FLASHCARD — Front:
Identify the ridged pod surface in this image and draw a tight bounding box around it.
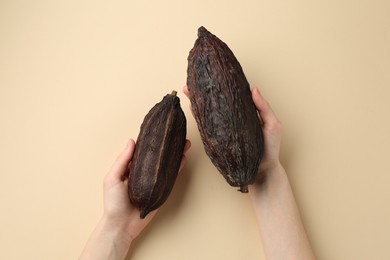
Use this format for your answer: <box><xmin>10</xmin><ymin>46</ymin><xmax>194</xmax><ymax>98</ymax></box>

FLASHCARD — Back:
<box><xmin>128</xmin><ymin>91</ymin><xmax>186</xmax><ymax>218</ymax></box>
<box><xmin>186</xmin><ymin>27</ymin><xmax>263</xmax><ymax>193</ymax></box>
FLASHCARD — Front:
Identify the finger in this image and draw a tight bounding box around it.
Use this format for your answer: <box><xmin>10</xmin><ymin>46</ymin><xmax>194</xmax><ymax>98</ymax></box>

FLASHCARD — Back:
<box><xmin>179</xmin><ymin>139</ymin><xmax>191</xmax><ymax>173</ymax></box>
<box><xmin>251</xmin><ymin>88</ymin><xmax>279</xmax><ymax>126</ymax></box>
<box><xmin>182</xmin><ymin>85</ymin><xmax>195</xmax><ymax>117</ymax></box>
<box><xmin>178</xmin><ymin>155</ymin><xmax>187</xmax><ymax>173</ymax></box>
<box><xmin>107</xmin><ymin>139</ymin><xmax>136</xmax><ymax>181</ymax></box>
<box><xmin>183</xmin><ymin>85</ymin><xmax>190</xmax><ymax>98</ymax></box>
<box><xmin>183</xmin><ymin>139</ymin><xmax>191</xmax><ymax>154</ymax></box>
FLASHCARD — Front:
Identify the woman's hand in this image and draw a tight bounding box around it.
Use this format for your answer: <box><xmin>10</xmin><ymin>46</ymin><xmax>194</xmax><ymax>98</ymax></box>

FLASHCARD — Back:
<box><xmin>80</xmin><ymin>138</ymin><xmax>191</xmax><ymax>260</ymax></box>
<box><xmin>249</xmin><ymin>88</ymin><xmax>316</xmax><ymax>260</ymax></box>
<box><xmin>183</xmin><ymin>85</ymin><xmax>315</xmax><ymax>260</ymax></box>
<box><xmin>250</xmin><ymin>87</ymin><xmax>282</xmax><ymax>176</ymax></box>
<box><xmin>103</xmin><ymin>138</ymin><xmax>191</xmax><ymax>240</ymax></box>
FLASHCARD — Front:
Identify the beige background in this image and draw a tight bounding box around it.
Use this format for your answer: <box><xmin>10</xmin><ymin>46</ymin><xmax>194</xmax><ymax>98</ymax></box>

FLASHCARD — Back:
<box><xmin>1</xmin><ymin>0</ymin><xmax>390</xmax><ymax>259</ymax></box>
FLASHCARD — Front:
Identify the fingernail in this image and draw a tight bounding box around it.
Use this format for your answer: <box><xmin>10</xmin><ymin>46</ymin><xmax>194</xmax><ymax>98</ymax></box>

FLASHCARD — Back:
<box><xmin>255</xmin><ymin>87</ymin><xmax>263</xmax><ymax>97</ymax></box>
<box><xmin>126</xmin><ymin>139</ymin><xmax>132</xmax><ymax>148</ymax></box>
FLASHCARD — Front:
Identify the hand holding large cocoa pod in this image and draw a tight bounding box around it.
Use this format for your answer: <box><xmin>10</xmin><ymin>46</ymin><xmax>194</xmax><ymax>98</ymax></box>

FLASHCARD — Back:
<box><xmin>186</xmin><ymin>27</ymin><xmax>264</xmax><ymax>192</ymax></box>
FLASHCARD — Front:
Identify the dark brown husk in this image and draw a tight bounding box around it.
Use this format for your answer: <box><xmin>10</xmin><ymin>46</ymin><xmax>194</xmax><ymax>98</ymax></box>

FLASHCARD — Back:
<box><xmin>186</xmin><ymin>26</ymin><xmax>263</xmax><ymax>193</ymax></box>
<box><xmin>128</xmin><ymin>91</ymin><xmax>186</xmax><ymax>218</ymax></box>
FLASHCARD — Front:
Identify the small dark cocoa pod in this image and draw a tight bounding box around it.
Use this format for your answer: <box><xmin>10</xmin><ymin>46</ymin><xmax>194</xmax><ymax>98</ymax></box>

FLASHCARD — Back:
<box><xmin>128</xmin><ymin>91</ymin><xmax>187</xmax><ymax>218</ymax></box>
<box><xmin>186</xmin><ymin>26</ymin><xmax>263</xmax><ymax>193</ymax></box>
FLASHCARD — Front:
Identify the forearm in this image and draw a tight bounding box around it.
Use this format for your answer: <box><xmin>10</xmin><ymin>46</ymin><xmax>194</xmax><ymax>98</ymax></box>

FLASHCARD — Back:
<box><xmin>79</xmin><ymin>216</ymin><xmax>132</xmax><ymax>260</ymax></box>
<box><xmin>249</xmin><ymin>163</ymin><xmax>316</xmax><ymax>260</ymax></box>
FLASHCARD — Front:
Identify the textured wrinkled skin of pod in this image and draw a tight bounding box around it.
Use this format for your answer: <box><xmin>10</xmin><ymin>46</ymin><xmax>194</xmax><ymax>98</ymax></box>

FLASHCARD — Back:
<box><xmin>186</xmin><ymin>26</ymin><xmax>263</xmax><ymax>193</ymax></box>
<box><xmin>128</xmin><ymin>91</ymin><xmax>186</xmax><ymax>219</ymax></box>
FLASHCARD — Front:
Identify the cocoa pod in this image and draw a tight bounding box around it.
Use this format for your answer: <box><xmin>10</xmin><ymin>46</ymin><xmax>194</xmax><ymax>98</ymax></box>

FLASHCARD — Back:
<box><xmin>128</xmin><ymin>91</ymin><xmax>187</xmax><ymax>218</ymax></box>
<box><xmin>186</xmin><ymin>26</ymin><xmax>263</xmax><ymax>193</ymax></box>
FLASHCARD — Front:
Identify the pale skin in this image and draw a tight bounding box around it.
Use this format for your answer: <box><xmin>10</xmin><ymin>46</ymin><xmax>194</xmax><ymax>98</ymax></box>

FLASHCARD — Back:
<box><xmin>79</xmin><ymin>139</ymin><xmax>191</xmax><ymax>260</ymax></box>
<box><xmin>246</xmin><ymin>87</ymin><xmax>316</xmax><ymax>260</ymax></box>
<box><xmin>80</xmin><ymin>86</ymin><xmax>315</xmax><ymax>260</ymax></box>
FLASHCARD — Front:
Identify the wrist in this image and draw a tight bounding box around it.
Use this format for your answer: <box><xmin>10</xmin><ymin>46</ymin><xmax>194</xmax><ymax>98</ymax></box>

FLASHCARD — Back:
<box><xmin>260</xmin><ymin>158</ymin><xmax>283</xmax><ymax>174</ymax></box>
<box><xmin>249</xmin><ymin>161</ymin><xmax>288</xmax><ymax>197</ymax></box>
<box><xmin>99</xmin><ymin>215</ymin><xmax>134</xmax><ymax>247</ymax></box>
<box><xmin>79</xmin><ymin>216</ymin><xmax>133</xmax><ymax>260</ymax></box>
<box><xmin>257</xmin><ymin>161</ymin><xmax>285</xmax><ymax>183</ymax></box>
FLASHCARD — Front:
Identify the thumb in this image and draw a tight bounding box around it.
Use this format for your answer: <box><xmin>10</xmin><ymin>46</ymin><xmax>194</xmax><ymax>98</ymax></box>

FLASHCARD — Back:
<box><xmin>106</xmin><ymin>139</ymin><xmax>136</xmax><ymax>182</ymax></box>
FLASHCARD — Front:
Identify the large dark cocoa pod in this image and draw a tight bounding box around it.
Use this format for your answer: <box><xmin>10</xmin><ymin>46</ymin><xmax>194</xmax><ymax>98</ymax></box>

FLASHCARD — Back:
<box><xmin>186</xmin><ymin>27</ymin><xmax>263</xmax><ymax>193</ymax></box>
<box><xmin>128</xmin><ymin>91</ymin><xmax>187</xmax><ymax>218</ymax></box>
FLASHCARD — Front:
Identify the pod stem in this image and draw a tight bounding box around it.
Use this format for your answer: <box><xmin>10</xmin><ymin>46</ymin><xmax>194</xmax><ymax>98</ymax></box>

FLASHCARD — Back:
<box><xmin>198</xmin><ymin>26</ymin><xmax>210</xmax><ymax>38</ymax></box>
<box><xmin>171</xmin><ymin>90</ymin><xmax>177</xmax><ymax>96</ymax></box>
<box><xmin>238</xmin><ymin>185</ymin><xmax>249</xmax><ymax>193</ymax></box>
